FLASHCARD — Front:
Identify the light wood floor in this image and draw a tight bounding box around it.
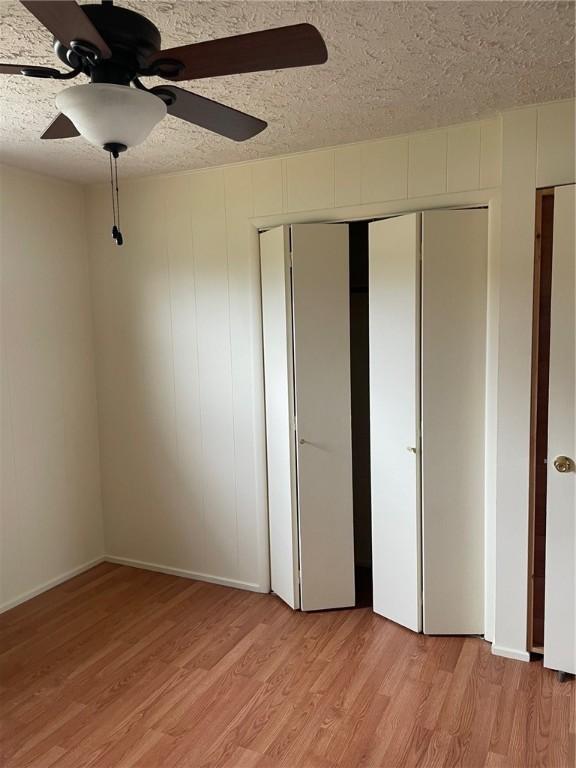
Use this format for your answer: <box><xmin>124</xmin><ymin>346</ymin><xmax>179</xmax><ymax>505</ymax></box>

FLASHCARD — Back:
<box><xmin>1</xmin><ymin>564</ymin><xmax>574</xmax><ymax>768</ymax></box>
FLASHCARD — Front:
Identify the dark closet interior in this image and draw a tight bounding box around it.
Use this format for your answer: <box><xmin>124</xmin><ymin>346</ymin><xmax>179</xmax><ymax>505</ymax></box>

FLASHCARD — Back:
<box><xmin>349</xmin><ymin>221</ymin><xmax>373</xmax><ymax>607</ymax></box>
<box><xmin>529</xmin><ymin>188</ymin><xmax>554</xmax><ymax>653</ymax></box>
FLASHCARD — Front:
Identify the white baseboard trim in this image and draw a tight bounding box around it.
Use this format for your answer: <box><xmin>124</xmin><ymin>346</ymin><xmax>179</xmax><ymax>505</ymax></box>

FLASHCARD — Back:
<box><xmin>0</xmin><ymin>556</ymin><xmax>106</xmax><ymax>615</ymax></box>
<box><xmin>105</xmin><ymin>556</ymin><xmax>269</xmax><ymax>594</ymax></box>
<box><xmin>491</xmin><ymin>644</ymin><xmax>531</xmax><ymax>662</ymax></box>
<box><xmin>0</xmin><ymin>558</ymin><xmax>535</xmax><ymax>658</ymax></box>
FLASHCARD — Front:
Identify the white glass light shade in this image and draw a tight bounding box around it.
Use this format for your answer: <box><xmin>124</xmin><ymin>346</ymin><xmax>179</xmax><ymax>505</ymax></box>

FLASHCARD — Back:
<box><xmin>56</xmin><ymin>83</ymin><xmax>166</xmax><ymax>149</ymax></box>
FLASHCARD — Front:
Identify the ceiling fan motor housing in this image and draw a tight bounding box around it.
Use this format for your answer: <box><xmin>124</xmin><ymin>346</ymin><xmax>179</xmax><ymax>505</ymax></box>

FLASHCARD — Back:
<box><xmin>53</xmin><ymin>3</ymin><xmax>162</xmax><ymax>84</ymax></box>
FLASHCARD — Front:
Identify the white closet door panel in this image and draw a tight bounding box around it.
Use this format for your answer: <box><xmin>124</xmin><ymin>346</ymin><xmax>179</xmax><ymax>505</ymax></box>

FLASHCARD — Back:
<box><xmin>421</xmin><ymin>209</ymin><xmax>487</xmax><ymax>635</ymax></box>
<box><xmin>260</xmin><ymin>226</ymin><xmax>300</xmax><ymax>609</ymax></box>
<box><xmin>544</xmin><ymin>184</ymin><xmax>575</xmax><ymax>675</ymax></box>
<box><xmin>369</xmin><ymin>214</ymin><xmax>422</xmax><ymax>632</ymax></box>
<box><xmin>291</xmin><ymin>223</ymin><xmax>355</xmax><ymax>611</ymax></box>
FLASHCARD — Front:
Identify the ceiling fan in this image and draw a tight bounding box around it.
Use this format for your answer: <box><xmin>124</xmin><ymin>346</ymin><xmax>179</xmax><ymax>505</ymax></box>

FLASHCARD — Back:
<box><xmin>1</xmin><ymin>1</ymin><xmax>328</xmax><ymax>244</ymax></box>
<box><xmin>0</xmin><ymin>0</ymin><xmax>328</xmax><ymax>150</ymax></box>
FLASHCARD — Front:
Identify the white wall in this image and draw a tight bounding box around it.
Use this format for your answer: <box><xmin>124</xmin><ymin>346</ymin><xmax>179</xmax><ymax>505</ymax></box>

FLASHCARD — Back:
<box><xmin>86</xmin><ymin>170</ymin><xmax>269</xmax><ymax>591</ymax></box>
<box><xmin>86</xmin><ymin>115</ymin><xmax>503</xmax><ymax>603</ymax></box>
<box><xmin>0</xmin><ymin>166</ymin><xmax>104</xmax><ymax>611</ymax></box>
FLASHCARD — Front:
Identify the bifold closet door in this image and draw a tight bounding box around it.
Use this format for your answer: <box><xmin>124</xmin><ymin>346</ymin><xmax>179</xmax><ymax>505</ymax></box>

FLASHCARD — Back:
<box><xmin>421</xmin><ymin>209</ymin><xmax>487</xmax><ymax>635</ymax></box>
<box><xmin>291</xmin><ymin>224</ymin><xmax>355</xmax><ymax>611</ymax></box>
<box><xmin>260</xmin><ymin>226</ymin><xmax>300</xmax><ymax>609</ymax></box>
<box><xmin>544</xmin><ymin>184</ymin><xmax>575</xmax><ymax>675</ymax></box>
<box><xmin>261</xmin><ymin>223</ymin><xmax>355</xmax><ymax>612</ymax></box>
<box><xmin>370</xmin><ymin>209</ymin><xmax>487</xmax><ymax>635</ymax></box>
<box><xmin>369</xmin><ymin>214</ymin><xmax>422</xmax><ymax>632</ymax></box>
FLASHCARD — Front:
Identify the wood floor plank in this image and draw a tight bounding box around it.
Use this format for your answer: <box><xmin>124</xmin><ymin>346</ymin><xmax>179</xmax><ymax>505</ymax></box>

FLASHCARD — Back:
<box><xmin>380</xmin><ymin>722</ymin><xmax>434</xmax><ymax>768</ymax></box>
<box><xmin>507</xmin><ymin>689</ymin><xmax>531</xmax><ymax>767</ymax></box>
<box><xmin>489</xmin><ymin>657</ymin><xmax>523</xmax><ymax>757</ymax></box>
<box><xmin>200</xmin><ymin>617</ymin><xmax>331</xmax><ymax>767</ymax></box>
<box><xmin>216</xmin><ymin>746</ymin><xmax>266</xmax><ymax>768</ymax></box>
<box><xmin>0</xmin><ymin>565</ymin><xmax>573</xmax><ymax>768</ymax></box>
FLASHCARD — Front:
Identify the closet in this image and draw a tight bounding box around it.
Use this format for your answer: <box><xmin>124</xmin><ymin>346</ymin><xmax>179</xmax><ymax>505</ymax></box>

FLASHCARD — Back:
<box><xmin>528</xmin><ymin>184</ymin><xmax>575</xmax><ymax>678</ymax></box>
<box><xmin>260</xmin><ymin>210</ymin><xmax>488</xmax><ymax>633</ymax></box>
<box><xmin>349</xmin><ymin>223</ymin><xmax>373</xmax><ymax>605</ymax></box>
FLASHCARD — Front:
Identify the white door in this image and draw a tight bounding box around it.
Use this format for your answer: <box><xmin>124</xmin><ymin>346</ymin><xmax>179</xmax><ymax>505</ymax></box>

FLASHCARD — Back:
<box><xmin>421</xmin><ymin>209</ymin><xmax>487</xmax><ymax>635</ymax></box>
<box><xmin>544</xmin><ymin>184</ymin><xmax>575</xmax><ymax>675</ymax></box>
<box><xmin>260</xmin><ymin>226</ymin><xmax>300</xmax><ymax>609</ymax></box>
<box><xmin>291</xmin><ymin>223</ymin><xmax>356</xmax><ymax>611</ymax></box>
<box><xmin>369</xmin><ymin>209</ymin><xmax>487</xmax><ymax>635</ymax></box>
<box><xmin>369</xmin><ymin>214</ymin><xmax>422</xmax><ymax>632</ymax></box>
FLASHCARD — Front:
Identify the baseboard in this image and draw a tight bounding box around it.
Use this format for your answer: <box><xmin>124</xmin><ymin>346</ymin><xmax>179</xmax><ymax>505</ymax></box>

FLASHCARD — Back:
<box><xmin>491</xmin><ymin>644</ymin><xmax>531</xmax><ymax>662</ymax></box>
<box><xmin>105</xmin><ymin>556</ymin><xmax>269</xmax><ymax>594</ymax></box>
<box><xmin>0</xmin><ymin>557</ymin><xmax>535</xmax><ymax>655</ymax></box>
<box><xmin>0</xmin><ymin>556</ymin><xmax>106</xmax><ymax>614</ymax></box>
<box><xmin>0</xmin><ymin>554</ymin><xmax>269</xmax><ymax>614</ymax></box>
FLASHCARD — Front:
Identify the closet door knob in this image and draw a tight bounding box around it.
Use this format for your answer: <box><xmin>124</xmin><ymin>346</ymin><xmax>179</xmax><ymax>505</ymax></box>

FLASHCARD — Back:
<box><xmin>299</xmin><ymin>438</ymin><xmax>310</xmax><ymax>445</ymax></box>
<box><xmin>553</xmin><ymin>455</ymin><xmax>574</xmax><ymax>473</ymax></box>
<box><xmin>406</xmin><ymin>446</ymin><xmax>417</xmax><ymax>454</ymax></box>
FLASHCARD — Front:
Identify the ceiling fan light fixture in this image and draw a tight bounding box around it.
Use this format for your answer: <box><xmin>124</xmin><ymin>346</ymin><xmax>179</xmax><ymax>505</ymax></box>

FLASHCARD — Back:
<box><xmin>55</xmin><ymin>83</ymin><xmax>166</xmax><ymax>150</ymax></box>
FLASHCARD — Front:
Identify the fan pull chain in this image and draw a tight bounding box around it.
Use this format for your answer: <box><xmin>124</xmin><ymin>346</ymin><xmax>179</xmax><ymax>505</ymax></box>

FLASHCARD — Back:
<box><xmin>114</xmin><ymin>154</ymin><xmax>122</xmax><ymax>245</ymax></box>
<box><xmin>109</xmin><ymin>149</ymin><xmax>123</xmax><ymax>246</ymax></box>
<box><xmin>109</xmin><ymin>151</ymin><xmax>116</xmax><ymax>235</ymax></box>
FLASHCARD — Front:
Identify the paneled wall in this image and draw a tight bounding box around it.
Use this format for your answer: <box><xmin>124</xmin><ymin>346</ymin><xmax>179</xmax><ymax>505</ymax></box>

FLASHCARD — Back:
<box><xmin>86</xmin><ymin>98</ymin><xmax>574</xmax><ymax>660</ymax></box>
<box><xmin>247</xmin><ymin>118</ymin><xmax>501</xmax><ymax>217</ymax></box>
<box><xmin>1</xmin><ymin>166</ymin><xmax>104</xmax><ymax>610</ymax></box>
<box><xmin>86</xmin><ymin>115</ymin><xmax>502</xmax><ymax>595</ymax></box>
<box><xmin>87</xmin><ymin>168</ymin><xmax>269</xmax><ymax>590</ymax></box>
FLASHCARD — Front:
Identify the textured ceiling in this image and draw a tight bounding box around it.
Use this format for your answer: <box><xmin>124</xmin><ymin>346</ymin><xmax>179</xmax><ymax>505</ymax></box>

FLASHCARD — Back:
<box><xmin>0</xmin><ymin>1</ymin><xmax>574</xmax><ymax>183</ymax></box>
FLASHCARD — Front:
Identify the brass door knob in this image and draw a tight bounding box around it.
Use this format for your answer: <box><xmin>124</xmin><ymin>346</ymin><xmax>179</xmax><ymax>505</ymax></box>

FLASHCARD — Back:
<box><xmin>553</xmin><ymin>455</ymin><xmax>574</xmax><ymax>473</ymax></box>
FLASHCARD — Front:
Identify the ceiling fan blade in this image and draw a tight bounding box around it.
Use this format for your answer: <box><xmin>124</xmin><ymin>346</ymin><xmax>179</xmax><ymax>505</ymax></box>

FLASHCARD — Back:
<box><xmin>41</xmin><ymin>113</ymin><xmax>80</xmax><ymax>140</ymax></box>
<box><xmin>0</xmin><ymin>63</ymin><xmax>61</xmax><ymax>77</ymax></box>
<box><xmin>148</xmin><ymin>23</ymin><xmax>327</xmax><ymax>81</ymax></box>
<box><xmin>20</xmin><ymin>1</ymin><xmax>112</xmax><ymax>59</ymax></box>
<box><xmin>152</xmin><ymin>86</ymin><xmax>267</xmax><ymax>141</ymax></box>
